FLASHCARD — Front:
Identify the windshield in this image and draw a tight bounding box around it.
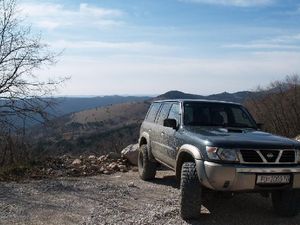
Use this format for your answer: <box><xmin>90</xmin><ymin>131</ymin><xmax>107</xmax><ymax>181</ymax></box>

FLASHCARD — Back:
<box><xmin>183</xmin><ymin>102</ymin><xmax>257</xmax><ymax>129</ymax></box>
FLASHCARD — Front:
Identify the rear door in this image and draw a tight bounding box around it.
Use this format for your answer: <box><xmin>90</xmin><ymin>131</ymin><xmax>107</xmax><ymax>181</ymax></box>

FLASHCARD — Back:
<box><xmin>142</xmin><ymin>102</ymin><xmax>162</xmax><ymax>158</ymax></box>
<box><xmin>151</xmin><ymin>102</ymin><xmax>172</xmax><ymax>161</ymax></box>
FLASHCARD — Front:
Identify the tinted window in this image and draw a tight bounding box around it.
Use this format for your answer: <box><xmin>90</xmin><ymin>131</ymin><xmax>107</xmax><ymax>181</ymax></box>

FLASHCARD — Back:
<box><xmin>168</xmin><ymin>103</ymin><xmax>181</xmax><ymax>125</ymax></box>
<box><xmin>157</xmin><ymin>103</ymin><xmax>172</xmax><ymax>125</ymax></box>
<box><xmin>146</xmin><ymin>102</ymin><xmax>161</xmax><ymax>122</ymax></box>
<box><xmin>183</xmin><ymin>102</ymin><xmax>256</xmax><ymax>128</ymax></box>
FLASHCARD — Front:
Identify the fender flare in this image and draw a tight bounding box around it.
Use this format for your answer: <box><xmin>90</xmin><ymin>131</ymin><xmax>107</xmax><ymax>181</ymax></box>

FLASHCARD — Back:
<box><xmin>139</xmin><ymin>132</ymin><xmax>156</xmax><ymax>161</ymax></box>
<box><xmin>175</xmin><ymin>144</ymin><xmax>203</xmax><ymax>179</ymax></box>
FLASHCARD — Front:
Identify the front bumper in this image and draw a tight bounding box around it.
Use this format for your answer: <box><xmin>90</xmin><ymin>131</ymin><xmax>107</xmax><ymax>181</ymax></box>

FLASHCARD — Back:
<box><xmin>195</xmin><ymin>160</ymin><xmax>300</xmax><ymax>191</ymax></box>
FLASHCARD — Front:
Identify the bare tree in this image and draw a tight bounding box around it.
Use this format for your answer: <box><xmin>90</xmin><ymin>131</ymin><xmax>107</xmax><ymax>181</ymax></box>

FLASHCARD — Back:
<box><xmin>245</xmin><ymin>75</ymin><xmax>300</xmax><ymax>138</ymax></box>
<box><xmin>0</xmin><ymin>0</ymin><xmax>66</xmax><ymax>131</ymax></box>
<box><xmin>0</xmin><ymin>0</ymin><xmax>67</xmax><ymax>167</ymax></box>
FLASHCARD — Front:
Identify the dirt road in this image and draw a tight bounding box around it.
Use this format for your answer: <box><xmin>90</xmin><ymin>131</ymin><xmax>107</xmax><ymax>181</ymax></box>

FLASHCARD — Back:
<box><xmin>0</xmin><ymin>170</ymin><xmax>299</xmax><ymax>225</ymax></box>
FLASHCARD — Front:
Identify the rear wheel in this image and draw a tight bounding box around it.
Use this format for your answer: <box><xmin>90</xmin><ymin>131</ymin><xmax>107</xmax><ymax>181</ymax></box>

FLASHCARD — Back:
<box><xmin>180</xmin><ymin>162</ymin><xmax>202</xmax><ymax>220</ymax></box>
<box><xmin>138</xmin><ymin>144</ymin><xmax>157</xmax><ymax>180</ymax></box>
<box><xmin>272</xmin><ymin>190</ymin><xmax>299</xmax><ymax>217</ymax></box>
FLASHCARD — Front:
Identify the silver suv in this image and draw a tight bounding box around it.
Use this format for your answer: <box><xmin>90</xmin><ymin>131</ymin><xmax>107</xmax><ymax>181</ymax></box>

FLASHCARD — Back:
<box><xmin>138</xmin><ymin>99</ymin><xmax>300</xmax><ymax>219</ymax></box>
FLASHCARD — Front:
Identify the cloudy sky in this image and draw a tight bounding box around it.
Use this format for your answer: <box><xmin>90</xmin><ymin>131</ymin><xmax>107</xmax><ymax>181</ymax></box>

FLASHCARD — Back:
<box><xmin>19</xmin><ymin>0</ymin><xmax>300</xmax><ymax>96</ymax></box>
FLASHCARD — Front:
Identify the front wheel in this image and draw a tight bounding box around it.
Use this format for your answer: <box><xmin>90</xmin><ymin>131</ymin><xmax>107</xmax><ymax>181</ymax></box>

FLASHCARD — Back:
<box><xmin>180</xmin><ymin>162</ymin><xmax>202</xmax><ymax>220</ymax></box>
<box><xmin>272</xmin><ymin>190</ymin><xmax>299</xmax><ymax>217</ymax></box>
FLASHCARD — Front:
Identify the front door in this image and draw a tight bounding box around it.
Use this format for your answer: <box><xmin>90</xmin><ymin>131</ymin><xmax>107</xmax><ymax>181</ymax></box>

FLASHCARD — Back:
<box><xmin>160</xmin><ymin>103</ymin><xmax>181</xmax><ymax>167</ymax></box>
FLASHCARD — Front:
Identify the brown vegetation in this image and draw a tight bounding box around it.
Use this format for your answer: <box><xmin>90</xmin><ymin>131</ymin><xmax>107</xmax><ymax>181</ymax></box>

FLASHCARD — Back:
<box><xmin>245</xmin><ymin>75</ymin><xmax>300</xmax><ymax>138</ymax></box>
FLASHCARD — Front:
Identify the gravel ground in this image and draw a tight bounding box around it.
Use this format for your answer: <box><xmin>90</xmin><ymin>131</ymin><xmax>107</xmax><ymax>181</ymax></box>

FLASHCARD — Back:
<box><xmin>0</xmin><ymin>170</ymin><xmax>300</xmax><ymax>225</ymax></box>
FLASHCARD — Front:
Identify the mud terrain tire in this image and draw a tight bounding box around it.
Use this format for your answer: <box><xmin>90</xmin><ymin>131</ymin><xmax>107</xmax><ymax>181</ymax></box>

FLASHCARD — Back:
<box><xmin>180</xmin><ymin>162</ymin><xmax>202</xmax><ymax>220</ymax></box>
<box><xmin>138</xmin><ymin>144</ymin><xmax>157</xmax><ymax>180</ymax></box>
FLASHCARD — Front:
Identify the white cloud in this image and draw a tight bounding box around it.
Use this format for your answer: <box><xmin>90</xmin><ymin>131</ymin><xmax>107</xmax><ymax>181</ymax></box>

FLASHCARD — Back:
<box><xmin>267</xmin><ymin>33</ymin><xmax>300</xmax><ymax>44</ymax></box>
<box><xmin>49</xmin><ymin>40</ymin><xmax>178</xmax><ymax>54</ymax></box>
<box><xmin>224</xmin><ymin>43</ymin><xmax>300</xmax><ymax>50</ymax></box>
<box><xmin>223</xmin><ymin>33</ymin><xmax>300</xmax><ymax>51</ymax></box>
<box><xmin>181</xmin><ymin>0</ymin><xmax>275</xmax><ymax>7</ymax></box>
<box><xmin>19</xmin><ymin>2</ymin><xmax>124</xmax><ymax>30</ymax></box>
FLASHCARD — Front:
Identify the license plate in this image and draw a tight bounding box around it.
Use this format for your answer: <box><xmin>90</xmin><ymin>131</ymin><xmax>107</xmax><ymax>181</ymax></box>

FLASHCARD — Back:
<box><xmin>256</xmin><ymin>174</ymin><xmax>291</xmax><ymax>184</ymax></box>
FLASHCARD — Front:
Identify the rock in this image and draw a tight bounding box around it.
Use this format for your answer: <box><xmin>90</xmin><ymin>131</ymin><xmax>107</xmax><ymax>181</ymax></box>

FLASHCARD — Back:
<box><xmin>295</xmin><ymin>135</ymin><xmax>300</xmax><ymax>142</ymax></box>
<box><xmin>128</xmin><ymin>182</ymin><xmax>135</xmax><ymax>187</ymax></box>
<box><xmin>119</xmin><ymin>165</ymin><xmax>128</xmax><ymax>173</ymax></box>
<box><xmin>80</xmin><ymin>165</ymin><xmax>87</xmax><ymax>171</ymax></box>
<box><xmin>103</xmin><ymin>170</ymin><xmax>111</xmax><ymax>175</ymax></box>
<box><xmin>99</xmin><ymin>166</ymin><xmax>105</xmax><ymax>173</ymax></box>
<box><xmin>107</xmin><ymin>152</ymin><xmax>121</xmax><ymax>160</ymax></box>
<box><xmin>72</xmin><ymin>159</ymin><xmax>82</xmax><ymax>166</ymax></box>
<box><xmin>108</xmin><ymin>162</ymin><xmax>119</xmax><ymax>171</ymax></box>
<box><xmin>88</xmin><ymin>155</ymin><xmax>96</xmax><ymax>160</ymax></box>
<box><xmin>98</xmin><ymin>155</ymin><xmax>106</xmax><ymax>162</ymax></box>
<box><xmin>121</xmin><ymin>144</ymin><xmax>139</xmax><ymax>166</ymax></box>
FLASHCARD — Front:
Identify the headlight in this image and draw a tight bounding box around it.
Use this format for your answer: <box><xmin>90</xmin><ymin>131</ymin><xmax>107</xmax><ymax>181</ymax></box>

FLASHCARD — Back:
<box><xmin>218</xmin><ymin>148</ymin><xmax>239</xmax><ymax>162</ymax></box>
<box><xmin>296</xmin><ymin>150</ymin><xmax>300</xmax><ymax>163</ymax></box>
<box><xmin>206</xmin><ymin>147</ymin><xmax>239</xmax><ymax>162</ymax></box>
<box><xmin>206</xmin><ymin>147</ymin><xmax>219</xmax><ymax>160</ymax></box>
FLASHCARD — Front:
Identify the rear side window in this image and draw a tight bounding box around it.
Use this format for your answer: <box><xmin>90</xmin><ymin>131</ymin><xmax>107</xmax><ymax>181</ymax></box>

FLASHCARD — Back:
<box><xmin>157</xmin><ymin>102</ymin><xmax>172</xmax><ymax>125</ymax></box>
<box><xmin>146</xmin><ymin>102</ymin><xmax>161</xmax><ymax>122</ymax></box>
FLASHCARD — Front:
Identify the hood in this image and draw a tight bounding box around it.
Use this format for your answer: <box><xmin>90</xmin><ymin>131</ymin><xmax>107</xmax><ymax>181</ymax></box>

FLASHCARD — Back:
<box><xmin>184</xmin><ymin>126</ymin><xmax>300</xmax><ymax>149</ymax></box>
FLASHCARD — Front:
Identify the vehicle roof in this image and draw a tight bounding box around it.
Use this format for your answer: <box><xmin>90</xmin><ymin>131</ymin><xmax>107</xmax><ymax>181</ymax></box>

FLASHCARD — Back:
<box><xmin>152</xmin><ymin>99</ymin><xmax>241</xmax><ymax>105</ymax></box>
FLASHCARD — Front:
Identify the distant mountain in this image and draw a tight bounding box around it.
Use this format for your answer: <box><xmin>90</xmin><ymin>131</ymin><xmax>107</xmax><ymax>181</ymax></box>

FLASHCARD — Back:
<box><xmin>50</xmin><ymin>95</ymin><xmax>150</xmax><ymax>116</ymax></box>
<box><xmin>156</xmin><ymin>90</ymin><xmax>203</xmax><ymax>100</ymax></box>
<box><xmin>43</xmin><ymin>90</ymin><xmax>254</xmax><ymax>119</ymax></box>
<box><xmin>156</xmin><ymin>90</ymin><xmax>254</xmax><ymax>103</ymax></box>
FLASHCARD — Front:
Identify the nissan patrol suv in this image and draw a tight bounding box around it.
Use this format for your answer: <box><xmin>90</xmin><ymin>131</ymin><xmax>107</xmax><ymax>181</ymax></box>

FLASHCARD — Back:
<box><xmin>138</xmin><ymin>99</ymin><xmax>300</xmax><ymax>219</ymax></box>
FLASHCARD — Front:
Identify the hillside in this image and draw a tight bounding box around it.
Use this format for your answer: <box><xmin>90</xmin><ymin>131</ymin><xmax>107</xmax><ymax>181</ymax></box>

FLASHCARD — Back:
<box><xmin>31</xmin><ymin>90</ymin><xmax>254</xmax><ymax>156</ymax></box>
<box><xmin>49</xmin><ymin>95</ymin><xmax>150</xmax><ymax>116</ymax></box>
<box><xmin>31</xmin><ymin>101</ymin><xmax>150</xmax><ymax>155</ymax></box>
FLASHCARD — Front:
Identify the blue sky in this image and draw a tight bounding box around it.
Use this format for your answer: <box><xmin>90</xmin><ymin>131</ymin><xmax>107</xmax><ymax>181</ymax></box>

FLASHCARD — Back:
<box><xmin>19</xmin><ymin>0</ymin><xmax>300</xmax><ymax>96</ymax></box>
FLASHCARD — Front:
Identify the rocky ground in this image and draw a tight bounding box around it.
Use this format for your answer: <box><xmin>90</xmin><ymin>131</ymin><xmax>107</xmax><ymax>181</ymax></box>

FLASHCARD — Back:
<box><xmin>0</xmin><ymin>153</ymin><xmax>134</xmax><ymax>182</ymax></box>
<box><xmin>1</xmin><ymin>169</ymin><xmax>300</xmax><ymax>225</ymax></box>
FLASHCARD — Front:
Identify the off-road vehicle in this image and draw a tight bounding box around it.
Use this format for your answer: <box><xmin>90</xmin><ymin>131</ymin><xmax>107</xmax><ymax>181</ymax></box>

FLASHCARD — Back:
<box><xmin>138</xmin><ymin>99</ymin><xmax>300</xmax><ymax>219</ymax></box>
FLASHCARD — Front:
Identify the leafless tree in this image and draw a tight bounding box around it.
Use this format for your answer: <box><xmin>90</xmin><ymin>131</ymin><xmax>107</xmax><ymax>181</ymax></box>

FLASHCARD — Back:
<box><xmin>245</xmin><ymin>75</ymin><xmax>300</xmax><ymax>138</ymax></box>
<box><xmin>0</xmin><ymin>0</ymin><xmax>67</xmax><ymax>167</ymax></box>
<box><xmin>0</xmin><ymin>0</ymin><xmax>66</xmax><ymax>131</ymax></box>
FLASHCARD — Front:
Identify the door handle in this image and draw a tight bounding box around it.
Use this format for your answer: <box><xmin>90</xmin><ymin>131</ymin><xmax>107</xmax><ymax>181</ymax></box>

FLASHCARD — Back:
<box><xmin>148</xmin><ymin>129</ymin><xmax>152</xmax><ymax>132</ymax></box>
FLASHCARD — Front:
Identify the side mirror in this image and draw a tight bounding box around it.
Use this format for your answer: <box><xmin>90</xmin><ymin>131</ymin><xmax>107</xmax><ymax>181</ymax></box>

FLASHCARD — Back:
<box><xmin>256</xmin><ymin>123</ymin><xmax>264</xmax><ymax>130</ymax></box>
<box><xmin>163</xmin><ymin>118</ymin><xmax>177</xmax><ymax>130</ymax></box>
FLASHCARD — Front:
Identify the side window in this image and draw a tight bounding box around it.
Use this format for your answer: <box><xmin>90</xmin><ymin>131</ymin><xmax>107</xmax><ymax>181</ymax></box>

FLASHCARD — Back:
<box><xmin>146</xmin><ymin>103</ymin><xmax>161</xmax><ymax>123</ymax></box>
<box><xmin>156</xmin><ymin>103</ymin><xmax>172</xmax><ymax>125</ymax></box>
<box><xmin>168</xmin><ymin>103</ymin><xmax>180</xmax><ymax>125</ymax></box>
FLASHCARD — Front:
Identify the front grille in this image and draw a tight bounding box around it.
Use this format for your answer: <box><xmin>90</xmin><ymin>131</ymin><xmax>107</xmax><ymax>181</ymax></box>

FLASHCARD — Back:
<box><xmin>280</xmin><ymin>150</ymin><xmax>295</xmax><ymax>162</ymax></box>
<box><xmin>260</xmin><ymin>150</ymin><xmax>279</xmax><ymax>162</ymax></box>
<box><xmin>240</xmin><ymin>150</ymin><xmax>263</xmax><ymax>163</ymax></box>
<box><xmin>239</xmin><ymin>149</ymin><xmax>296</xmax><ymax>164</ymax></box>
